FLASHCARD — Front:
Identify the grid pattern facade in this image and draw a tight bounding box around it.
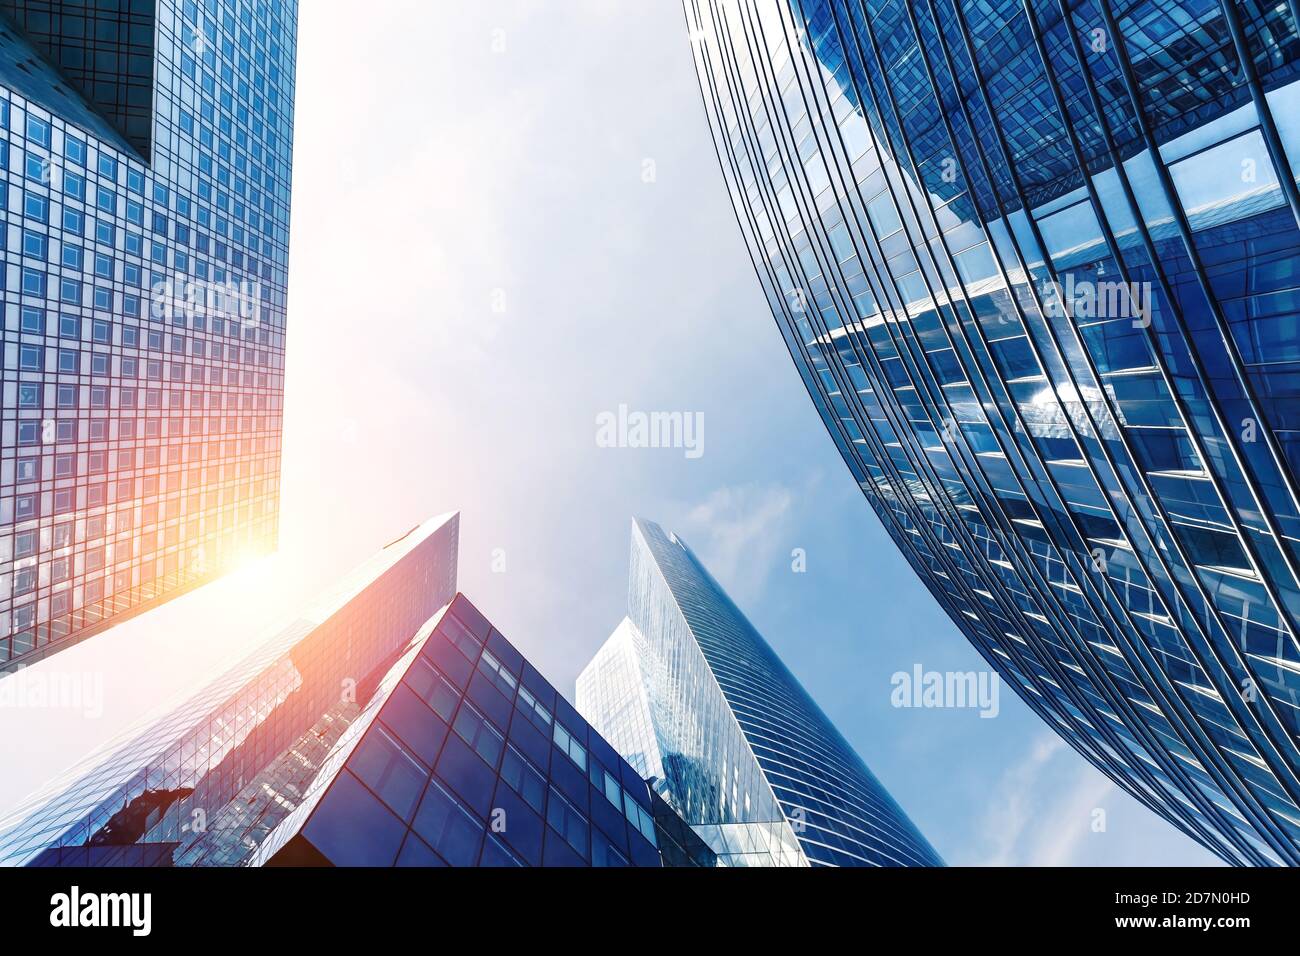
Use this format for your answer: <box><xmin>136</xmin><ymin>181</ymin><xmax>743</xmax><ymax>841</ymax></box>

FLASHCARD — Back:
<box><xmin>254</xmin><ymin>595</ymin><xmax>670</xmax><ymax>868</ymax></box>
<box><xmin>0</xmin><ymin>0</ymin><xmax>157</xmax><ymax>157</ymax></box>
<box><xmin>0</xmin><ymin>512</ymin><xmax>458</xmax><ymax>867</ymax></box>
<box><xmin>0</xmin><ymin>0</ymin><xmax>297</xmax><ymax>669</ymax></box>
<box><xmin>578</xmin><ymin>519</ymin><xmax>943</xmax><ymax>867</ymax></box>
<box><xmin>684</xmin><ymin>0</ymin><xmax>1300</xmax><ymax>864</ymax></box>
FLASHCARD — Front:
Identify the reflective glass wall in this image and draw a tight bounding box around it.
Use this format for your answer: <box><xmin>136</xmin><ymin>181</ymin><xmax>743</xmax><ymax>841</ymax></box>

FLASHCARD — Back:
<box><xmin>256</xmin><ymin>594</ymin><xmax>680</xmax><ymax>868</ymax></box>
<box><xmin>0</xmin><ymin>0</ymin><xmax>297</xmax><ymax>669</ymax></box>
<box><xmin>684</xmin><ymin>0</ymin><xmax>1300</xmax><ymax>863</ymax></box>
<box><xmin>0</xmin><ymin>513</ymin><xmax>457</xmax><ymax>867</ymax></box>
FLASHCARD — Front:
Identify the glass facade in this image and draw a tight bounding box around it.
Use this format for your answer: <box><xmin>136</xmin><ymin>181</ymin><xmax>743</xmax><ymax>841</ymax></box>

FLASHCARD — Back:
<box><xmin>253</xmin><ymin>594</ymin><xmax>687</xmax><ymax>868</ymax></box>
<box><xmin>0</xmin><ymin>0</ymin><xmax>297</xmax><ymax>669</ymax></box>
<box><xmin>577</xmin><ymin>518</ymin><xmax>943</xmax><ymax>866</ymax></box>
<box><xmin>0</xmin><ymin>512</ymin><xmax>458</xmax><ymax>867</ymax></box>
<box><xmin>684</xmin><ymin>0</ymin><xmax>1300</xmax><ymax>864</ymax></box>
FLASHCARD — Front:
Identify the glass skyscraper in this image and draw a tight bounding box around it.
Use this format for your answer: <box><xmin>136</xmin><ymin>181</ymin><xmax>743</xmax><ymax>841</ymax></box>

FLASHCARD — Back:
<box><xmin>684</xmin><ymin>0</ymin><xmax>1300</xmax><ymax>864</ymax></box>
<box><xmin>0</xmin><ymin>512</ymin><xmax>458</xmax><ymax>867</ymax></box>
<box><xmin>577</xmin><ymin>518</ymin><xmax>943</xmax><ymax>866</ymax></box>
<box><xmin>0</xmin><ymin>0</ymin><xmax>297</xmax><ymax>669</ymax></box>
<box><xmin>0</xmin><ymin>513</ymin><xmax>711</xmax><ymax>868</ymax></box>
<box><xmin>252</xmin><ymin>593</ymin><xmax>706</xmax><ymax>868</ymax></box>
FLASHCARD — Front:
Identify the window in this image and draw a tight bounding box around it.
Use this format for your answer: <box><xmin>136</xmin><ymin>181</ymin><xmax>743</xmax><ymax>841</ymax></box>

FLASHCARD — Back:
<box><xmin>349</xmin><ymin>727</ymin><xmax>426</xmax><ymax>822</ymax></box>
<box><xmin>439</xmin><ymin>611</ymin><xmax>482</xmax><ymax>660</ymax></box>
<box><xmin>452</xmin><ymin>702</ymin><xmax>504</xmax><ymax>769</ymax></box>
<box><xmin>479</xmin><ymin>835</ymin><xmax>524</xmax><ymax>868</ymax></box>
<box><xmin>21</xmin><ymin>268</ymin><xmax>44</xmax><ymax>296</ymax></box>
<box><xmin>25</xmin><ymin>115</ymin><xmax>50</xmax><ymax>147</ymax></box>
<box><xmin>14</xmin><ymin>568</ymin><xmax>35</xmax><ymax>595</ymax></box>
<box><xmin>592</xmin><ymin>828</ymin><xmax>629</xmax><ymax>868</ymax></box>
<box><xmin>411</xmin><ymin>778</ymin><xmax>483</xmax><ymax>867</ymax></box>
<box><xmin>602</xmin><ymin>771</ymin><xmax>621</xmax><ymax>808</ymax></box>
<box><xmin>516</xmin><ymin>685</ymin><xmax>552</xmax><ymax>732</ymax></box>
<box><xmin>546</xmin><ymin>787</ymin><xmax>588</xmax><ymax>855</ymax></box>
<box><xmin>65</xmin><ymin>136</ymin><xmax>87</xmax><ymax>165</ymax></box>
<box><xmin>623</xmin><ymin>791</ymin><xmax>657</xmax><ymax>845</ymax></box>
<box><xmin>553</xmin><ymin>721</ymin><xmax>587</xmax><ymax>771</ymax></box>
<box><xmin>500</xmin><ymin>746</ymin><xmax>546</xmax><ymax>814</ymax></box>
<box><xmin>405</xmin><ymin>658</ymin><xmax>459</xmax><ymax>722</ymax></box>
<box><xmin>478</xmin><ymin>649</ymin><xmax>518</xmax><ymax>696</ymax></box>
<box><xmin>14</xmin><ymin>531</ymin><xmax>36</xmax><ymax>558</ymax></box>
<box><xmin>25</xmin><ymin>152</ymin><xmax>48</xmax><ymax>182</ymax></box>
<box><xmin>23</xmin><ymin>230</ymin><xmax>47</xmax><ymax>258</ymax></box>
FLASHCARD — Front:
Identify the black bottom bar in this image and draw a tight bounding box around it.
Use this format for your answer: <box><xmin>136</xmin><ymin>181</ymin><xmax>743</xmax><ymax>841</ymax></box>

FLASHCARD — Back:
<box><xmin>1</xmin><ymin>865</ymin><xmax>1284</xmax><ymax>942</ymax></box>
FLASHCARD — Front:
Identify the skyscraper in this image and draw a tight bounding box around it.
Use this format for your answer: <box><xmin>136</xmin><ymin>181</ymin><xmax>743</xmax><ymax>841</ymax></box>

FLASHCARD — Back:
<box><xmin>252</xmin><ymin>592</ymin><xmax>709</xmax><ymax>868</ymax></box>
<box><xmin>0</xmin><ymin>512</ymin><xmax>458</xmax><ymax>867</ymax></box>
<box><xmin>0</xmin><ymin>1</ymin><xmax>297</xmax><ymax>669</ymax></box>
<box><xmin>684</xmin><ymin>0</ymin><xmax>1300</xmax><ymax>864</ymax></box>
<box><xmin>577</xmin><ymin>518</ymin><xmax>943</xmax><ymax>866</ymax></box>
<box><xmin>0</xmin><ymin>513</ymin><xmax>712</xmax><ymax>868</ymax></box>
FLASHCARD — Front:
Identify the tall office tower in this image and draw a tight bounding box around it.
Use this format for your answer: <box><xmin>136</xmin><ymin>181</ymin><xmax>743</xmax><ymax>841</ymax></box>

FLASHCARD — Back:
<box><xmin>0</xmin><ymin>1</ymin><xmax>298</xmax><ymax>670</ymax></box>
<box><xmin>0</xmin><ymin>513</ymin><xmax>459</xmax><ymax>867</ymax></box>
<box><xmin>0</xmin><ymin>513</ymin><xmax>711</xmax><ymax>868</ymax></box>
<box><xmin>577</xmin><ymin>519</ymin><xmax>943</xmax><ymax>867</ymax></box>
<box><xmin>684</xmin><ymin>0</ymin><xmax>1300</xmax><ymax>864</ymax></box>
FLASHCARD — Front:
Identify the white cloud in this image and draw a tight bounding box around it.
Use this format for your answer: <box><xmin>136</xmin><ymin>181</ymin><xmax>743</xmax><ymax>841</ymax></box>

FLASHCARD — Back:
<box><xmin>971</xmin><ymin>731</ymin><xmax>1067</xmax><ymax>866</ymax></box>
<box><xmin>681</xmin><ymin>483</ymin><xmax>794</xmax><ymax>602</ymax></box>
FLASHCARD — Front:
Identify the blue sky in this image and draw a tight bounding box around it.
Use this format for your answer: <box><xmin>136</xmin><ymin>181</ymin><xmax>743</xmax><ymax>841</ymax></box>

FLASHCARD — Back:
<box><xmin>0</xmin><ymin>0</ymin><xmax>1219</xmax><ymax>865</ymax></box>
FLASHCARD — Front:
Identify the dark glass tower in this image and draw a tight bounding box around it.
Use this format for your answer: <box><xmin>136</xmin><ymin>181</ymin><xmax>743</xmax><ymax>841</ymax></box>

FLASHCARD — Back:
<box><xmin>253</xmin><ymin>593</ymin><xmax>701</xmax><ymax>868</ymax></box>
<box><xmin>684</xmin><ymin>0</ymin><xmax>1300</xmax><ymax>864</ymax></box>
<box><xmin>0</xmin><ymin>0</ymin><xmax>297</xmax><ymax>669</ymax></box>
<box><xmin>577</xmin><ymin>519</ymin><xmax>942</xmax><ymax>867</ymax></box>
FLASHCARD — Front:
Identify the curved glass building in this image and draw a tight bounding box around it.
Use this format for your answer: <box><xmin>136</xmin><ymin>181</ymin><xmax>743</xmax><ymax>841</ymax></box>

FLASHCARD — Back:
<box><xmin>684</xmin><ymin>0</ymin><xmax>1300</xmax><ymax>864</ymax></box>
